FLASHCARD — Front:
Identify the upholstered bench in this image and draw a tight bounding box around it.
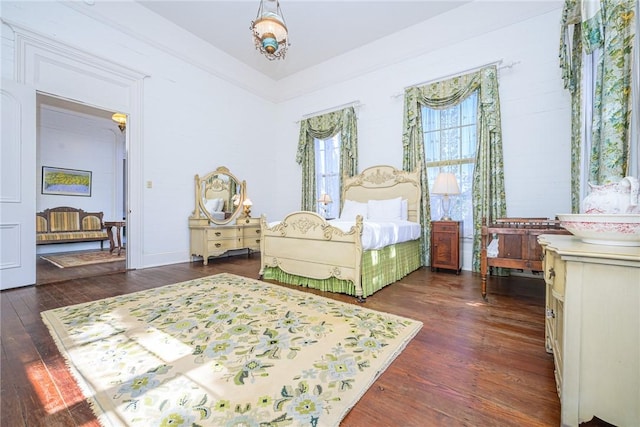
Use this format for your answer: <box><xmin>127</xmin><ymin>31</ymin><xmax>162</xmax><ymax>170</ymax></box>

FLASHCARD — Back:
<box><xmin>36</xmin><ymin>206</ymin><xmax>108</xmax><ymax>249</ymax></box>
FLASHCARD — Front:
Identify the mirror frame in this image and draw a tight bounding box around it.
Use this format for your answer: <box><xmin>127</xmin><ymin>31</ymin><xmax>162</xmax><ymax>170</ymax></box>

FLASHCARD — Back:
<box><xmin>192</xmin><ymin>166</ymin><xmax>245</xmax><ymax>225</ymax></box>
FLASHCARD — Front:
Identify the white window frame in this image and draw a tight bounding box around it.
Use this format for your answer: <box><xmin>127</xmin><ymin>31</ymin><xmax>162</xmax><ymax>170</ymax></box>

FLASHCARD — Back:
<box><xmin>314</xmin><ymin>133</ymin><xmax>341</xmax><ymax>219</ymax></box>
<box><xmin>422</xmin><ymin>91</ymin><xmax>478</xmax><ymax>238</ymax></box>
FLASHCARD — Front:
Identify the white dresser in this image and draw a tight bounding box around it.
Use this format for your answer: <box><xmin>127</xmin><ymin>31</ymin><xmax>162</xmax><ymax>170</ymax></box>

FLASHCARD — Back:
<box><xmin>538</xmin><ymin>234</ymin><xmax>640</xmax><ymax>427</ymax></box>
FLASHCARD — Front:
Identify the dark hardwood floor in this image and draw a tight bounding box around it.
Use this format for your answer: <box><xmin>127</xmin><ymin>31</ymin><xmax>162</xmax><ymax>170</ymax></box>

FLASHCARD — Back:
<box><xmin>36</xmin><ymin>250</ymin><xmax>126</xmax><ymax>285</ymax></box>
<box><xmin>2</xmin><ymin>255</ymin><xmax>562</xmax><ymax>426</ymax></box>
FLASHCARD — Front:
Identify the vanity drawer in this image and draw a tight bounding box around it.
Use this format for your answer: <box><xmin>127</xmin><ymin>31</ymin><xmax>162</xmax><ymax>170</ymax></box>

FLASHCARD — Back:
<box><xmin>208</xmin><ymin>238</ymin><xmax>241</xmax><ymax>252</ymax></box>
<box><xmin>207</xmin><ymin>227</ymin><xmax>238</xmax><ymax>240</ymax></box>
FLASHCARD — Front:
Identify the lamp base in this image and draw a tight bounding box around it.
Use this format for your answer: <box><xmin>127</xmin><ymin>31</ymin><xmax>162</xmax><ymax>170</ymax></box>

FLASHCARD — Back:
<box><xmin>439</xmin><ymin>195</ymin><xmax>453</xmax><ymax>222</ymax></box>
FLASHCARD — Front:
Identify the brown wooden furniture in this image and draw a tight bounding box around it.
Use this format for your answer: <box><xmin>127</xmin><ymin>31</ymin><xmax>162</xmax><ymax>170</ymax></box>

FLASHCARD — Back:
<box><xmin>104</xmin><ymin>221</ymin><xmax>125</xmax><ymax>256</ymax></box>
<box><xmin>430</xmin><ymin>220</ymin><xmax>461</xmax><ymax>273</ymax></box>
<box><xmin>480</xmin><ymin>217</ymin><xmax>570</xmax><ymax>299</ymax></box>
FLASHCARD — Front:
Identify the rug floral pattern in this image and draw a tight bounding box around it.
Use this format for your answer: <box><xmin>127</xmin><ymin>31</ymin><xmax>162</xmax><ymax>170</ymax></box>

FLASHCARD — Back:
<box><xmin>42</xmin><ymin>273</ymin><xmax>422</xmax><ymax>427</ymax></box>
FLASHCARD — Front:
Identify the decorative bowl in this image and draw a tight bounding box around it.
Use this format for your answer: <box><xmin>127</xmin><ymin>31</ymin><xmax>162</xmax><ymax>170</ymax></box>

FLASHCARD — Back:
<box><xmin>556</xmin><ymin>214</ymin><xmax>640</xmax><ymax>246</ymax></box>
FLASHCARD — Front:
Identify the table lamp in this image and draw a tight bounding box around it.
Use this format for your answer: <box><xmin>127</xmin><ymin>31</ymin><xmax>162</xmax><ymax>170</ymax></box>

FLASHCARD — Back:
<box><xmin>242</xmin><ymin>198</ymin><xmax>253</xmax><ymax>218</ymax></box>
<box><xmin>431</xmin><ymin>172</ymin><xmax>460</xmax><ymax>221</ymax></box>
<box><xmin>317</xmin><ymin>193</ymin><xmax>332</xmax><ymax>218</ymax></box>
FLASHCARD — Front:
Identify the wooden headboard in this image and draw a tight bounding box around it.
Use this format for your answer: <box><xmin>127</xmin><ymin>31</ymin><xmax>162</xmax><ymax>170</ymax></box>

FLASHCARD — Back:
<box><xmin>342</xmin><ymin>165</ymin><xmax>421</xmax><ymax>222</ymax></box>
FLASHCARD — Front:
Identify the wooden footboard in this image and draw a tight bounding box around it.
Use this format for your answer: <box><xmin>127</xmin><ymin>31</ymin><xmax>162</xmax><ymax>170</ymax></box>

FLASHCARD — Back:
<box><xmin>260</xmin><ymin>212</ymin><xmax>365</xmax><ymax>296</ymax></box>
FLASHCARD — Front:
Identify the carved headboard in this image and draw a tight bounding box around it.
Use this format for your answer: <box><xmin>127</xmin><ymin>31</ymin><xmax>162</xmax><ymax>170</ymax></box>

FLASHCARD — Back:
<box><xmin>342</xmin><ymin>165</ymin><xmax>421</xmax><ymax>222</ymax></box>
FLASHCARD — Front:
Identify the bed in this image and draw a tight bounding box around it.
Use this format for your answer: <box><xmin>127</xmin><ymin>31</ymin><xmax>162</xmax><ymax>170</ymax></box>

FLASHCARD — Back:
<box><xmin>259</xmin><ymin>165</ymin><xmax>423</xmax><ymax>301</ymax></box>
<box><xmin>480</xmin><ymin>217</ymin><xmax>571</xmax><ymax>299</ymax></box>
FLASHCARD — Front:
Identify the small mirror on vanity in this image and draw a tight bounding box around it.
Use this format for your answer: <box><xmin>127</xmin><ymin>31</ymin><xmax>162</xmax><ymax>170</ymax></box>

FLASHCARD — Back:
<box><xmin>191</xmin><ymin>166</ymin><xmax>245</xmax><ymax>226</ymax></box>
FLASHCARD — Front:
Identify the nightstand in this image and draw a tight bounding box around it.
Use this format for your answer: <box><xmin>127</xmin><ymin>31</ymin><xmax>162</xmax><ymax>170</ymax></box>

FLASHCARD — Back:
<box><xmin>430</xmin><ymin>220</ymin><xmax>461</xmax><ymax>273</ymax></box>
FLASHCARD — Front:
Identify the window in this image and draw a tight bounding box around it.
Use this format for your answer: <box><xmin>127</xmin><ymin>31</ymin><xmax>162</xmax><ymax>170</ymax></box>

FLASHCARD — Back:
<box><xmin>314</xmin><ymin>133</ymin><xmax>341</xmax><ymax>219</ymax></box>
<box><xmin>422</xmin><ymin>91</ymin><xmax>478</xmax><ymax>238</ymax></box>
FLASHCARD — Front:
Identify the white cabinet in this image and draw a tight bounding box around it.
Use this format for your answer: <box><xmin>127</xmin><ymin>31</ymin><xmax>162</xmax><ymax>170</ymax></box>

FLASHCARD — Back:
<box><xmin>539</xmin><ymin>235</ymin><xmax>640</xmax><ymax>427</ymax></box>
<box><xmin>190</xmin><ymin>217</ymin><xmax>261</xmax><ymax>265</ymax></box>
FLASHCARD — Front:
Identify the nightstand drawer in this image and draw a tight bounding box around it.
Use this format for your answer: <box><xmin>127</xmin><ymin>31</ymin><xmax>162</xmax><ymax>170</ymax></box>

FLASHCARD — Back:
<box><xmin>432</xmin><ymin>223</ymin><xmax>458</xmax><ymax>233</ymax></box>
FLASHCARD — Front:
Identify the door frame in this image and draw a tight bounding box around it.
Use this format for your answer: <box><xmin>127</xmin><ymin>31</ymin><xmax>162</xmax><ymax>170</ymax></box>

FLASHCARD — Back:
<box><xmin>10</xmin><ymin>22</ymin><xmax>147</xmax><ymax>278</ymax></box>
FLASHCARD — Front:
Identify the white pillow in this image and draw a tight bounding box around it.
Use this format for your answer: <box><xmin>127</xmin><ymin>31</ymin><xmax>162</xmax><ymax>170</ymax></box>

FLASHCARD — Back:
<box><xmin>340</xmin><ymin>199</ymin><xmax>368</xmax><ymax>220</ymax></box>
<box><xmin>368</xmin><ymin>197</ymin><xmax>403</xmax><ymax>221</ymax></box>
<box><xmin>205</xmin><ymin>198</ymin><xmax>223</xmax><ymax>213</ymax></box>
<box><xmin>401</xmin><ymin>199</ymin><xmax>408</xmax><ymax>220</ymax></box>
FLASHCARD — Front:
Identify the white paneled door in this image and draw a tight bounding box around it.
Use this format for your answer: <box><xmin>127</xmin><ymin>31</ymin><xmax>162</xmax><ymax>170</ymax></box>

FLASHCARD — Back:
<box><xmin>1</xmin><ymin>79</ymin><xmax>36</xmax><ymax>290</ymax></box>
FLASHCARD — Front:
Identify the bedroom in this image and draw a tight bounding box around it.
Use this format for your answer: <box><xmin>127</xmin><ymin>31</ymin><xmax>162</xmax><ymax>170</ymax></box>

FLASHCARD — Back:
<box><xmin>1</xmin><ymin>0</ymin><xmax>579</xmax><ymax>285</ymax></box>
<box><xmin>1</xmin><ymin>0</ymin><xmax>638</xmax><ymax>425</ymax></box>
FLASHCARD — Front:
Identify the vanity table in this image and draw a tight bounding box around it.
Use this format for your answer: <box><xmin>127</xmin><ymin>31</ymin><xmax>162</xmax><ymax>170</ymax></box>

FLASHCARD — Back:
<box><xmin>188</xmin><ymin>167</ymin><xmax>260</xmax><ymax>265</ymax></box>
<box><xmin>538</xmin><ymin>234</ymin><xmax>639</xmax><ymax>427</ymax></box>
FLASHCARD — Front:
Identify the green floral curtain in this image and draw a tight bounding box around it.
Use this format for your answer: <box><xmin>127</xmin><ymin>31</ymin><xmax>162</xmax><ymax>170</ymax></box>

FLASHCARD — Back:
<box><xmin>402</xmin><ymin>66</ymin><xmax>506</xmax><ymax>270</ymax></box>
<box><xmin>296</xmin><ymin>107</ymin><xmax>358</xmax><ymax>211</ymax></box>
<box><xmin>560</xmin><ymin>0</ymin><xmax>637</xmax><ymax>211</ymax></box>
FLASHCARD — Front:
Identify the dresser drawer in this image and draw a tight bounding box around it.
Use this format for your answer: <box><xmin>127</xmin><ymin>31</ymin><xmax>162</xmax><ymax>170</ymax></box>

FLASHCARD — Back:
<box><xmin>208</xmin><ymin>238</ymin><xmax>241</xmax><ymax>252</ymax></box>
<box><xmin>551</xmin><ymin>255</ymin><xmax>566</xmax><ymax>298</ymax></box>
<box><xmin>543</xmin><ymin>249</ymin><xmax>557</xmax><ymax>285</ymax></box>
<box><xmin>207</xmin><ymin>227</ymin><xmax>238</xmax><ymax>240</ymax></box>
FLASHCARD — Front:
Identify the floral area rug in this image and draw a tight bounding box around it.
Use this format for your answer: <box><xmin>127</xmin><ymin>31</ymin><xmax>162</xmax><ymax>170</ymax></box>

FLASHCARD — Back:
<box><xmin>40</xmin><ymin>250</ymin><xmax>125</xmax><ymax>268</ymax></box>
<box><xmin>41</xmin><ymin>273</ymin><xmax>422</xmax><ymax>427</ymax></box>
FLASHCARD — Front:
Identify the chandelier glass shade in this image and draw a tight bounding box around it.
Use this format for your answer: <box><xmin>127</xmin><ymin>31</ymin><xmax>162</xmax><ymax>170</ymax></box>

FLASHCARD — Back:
<box><xmin>251</xmin><ymin>0</ymin><xmax>289</xmax><ymax>60</ymax></box>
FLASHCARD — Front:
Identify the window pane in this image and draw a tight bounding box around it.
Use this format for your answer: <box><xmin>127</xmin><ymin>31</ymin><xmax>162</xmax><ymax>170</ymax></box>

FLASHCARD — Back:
<box><xmin>422</xmin><ymin>90</ymin><xmax>478</xmax><ymax>239</ymax></box>
<box><xmin>315</xmin><ymin>133</ymin><xmax>341</xmax><ymax>219</ymax></box>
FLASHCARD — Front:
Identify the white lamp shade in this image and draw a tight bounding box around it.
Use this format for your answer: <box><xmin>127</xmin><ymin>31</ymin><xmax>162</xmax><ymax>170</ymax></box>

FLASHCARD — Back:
<box><xmin>318</xmin><ymin>193</ymin><xmax>332</xmax><ymax>204</ymax></box>
<box><xmin>431</xmin><ymin>173</ymin><xmax>460</xmax><ymax>195</ymax></box>
<box><xmin>243</xmin><ymin>198</ymin><xmax>253</xmax><ymax>206</ymax></box>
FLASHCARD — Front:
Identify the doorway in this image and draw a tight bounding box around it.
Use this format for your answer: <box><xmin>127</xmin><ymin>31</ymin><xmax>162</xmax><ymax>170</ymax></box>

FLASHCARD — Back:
<box><xmin>35</xmin><ymin>94</ymin><xmax>127</xmax><ymax>285</ymax></box>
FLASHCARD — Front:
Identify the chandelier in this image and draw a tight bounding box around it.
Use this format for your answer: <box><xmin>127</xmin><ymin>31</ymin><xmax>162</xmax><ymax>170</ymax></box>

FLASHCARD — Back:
<box><xmin>250</xmin><ymin>0</ymin><xmax>289</xmax><ymax>60</ymax></box>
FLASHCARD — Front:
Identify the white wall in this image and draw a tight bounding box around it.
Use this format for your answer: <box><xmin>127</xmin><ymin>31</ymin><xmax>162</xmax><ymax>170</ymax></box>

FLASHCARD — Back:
<box><xmin>1</xmin><ymin>1</ymin><xmax>571</xmax><ymax>273</ymax></box>
<box><xmin>1</xmin><ymin>1</ymin><xmax>277</xmax><ymax>269</ymax></box>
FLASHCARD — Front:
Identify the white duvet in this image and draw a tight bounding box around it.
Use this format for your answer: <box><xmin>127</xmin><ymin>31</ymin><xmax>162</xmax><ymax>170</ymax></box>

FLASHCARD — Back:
<box><xmin>329</xmin><ymin>219</ymin><xmax>421</xmax><ymax>250</ymax></box>
<box><xmin>269</xmin><ymin>219</ymin><xmax>421</xmax><ymax>251</ymax></box>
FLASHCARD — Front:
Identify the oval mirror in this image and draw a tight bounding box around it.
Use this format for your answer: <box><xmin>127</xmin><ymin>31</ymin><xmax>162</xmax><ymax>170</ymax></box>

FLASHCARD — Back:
<box><xmin>195</xmin><ymin>166</ymin><xmax>245</xmax><ymax>225</ymax></box>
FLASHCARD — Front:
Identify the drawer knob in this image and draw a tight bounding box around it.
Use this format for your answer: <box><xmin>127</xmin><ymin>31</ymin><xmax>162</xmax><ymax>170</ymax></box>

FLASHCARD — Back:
<box><xmin>215</xmin><ymin>232</ymin><xmax>222</xmax><ymax>237</ymax></box>
<box><xmin>215</xmin><ymin>243</ymin><xmax>221</xmax><ymax>248</ymax></box>
<box><xmin>255</xmin><ymin>229</ymin><xmax>260</xmax><ymax>234</ymax></box>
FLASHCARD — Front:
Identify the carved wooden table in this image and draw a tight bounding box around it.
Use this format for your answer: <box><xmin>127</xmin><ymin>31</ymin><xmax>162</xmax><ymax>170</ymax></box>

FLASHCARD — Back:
<box><xmin>104</xmin><ymin>221</ymin><xmax>125</xmax><ymax>256</ymax></box>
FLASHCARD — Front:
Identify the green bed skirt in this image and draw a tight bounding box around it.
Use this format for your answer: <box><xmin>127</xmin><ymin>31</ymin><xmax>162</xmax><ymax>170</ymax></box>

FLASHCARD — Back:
<box><xmin>262</xmin><ymin>240</ymin><xmax>422</xmax><ymax>298</ymax></box>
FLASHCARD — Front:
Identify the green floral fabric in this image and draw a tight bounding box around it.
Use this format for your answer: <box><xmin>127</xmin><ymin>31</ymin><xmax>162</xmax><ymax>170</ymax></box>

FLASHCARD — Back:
<box><xmin>41</xmin><ymin>273</ymin><xmax>422</xmax><ymax>427</ymax></box>
<box><xmin>560</xmin><ymin>0</ymin><xmax>637</xmax><ymax>210</ymax></box>
<box><xmin>296</xmin><ymin>107</ymin><xmax>358</xmax><ymax>211</ymax></box>
<box><xmin>402</xmin><ymin>66</ymin><xmax>506</xmax><ymax>271</ymax></box>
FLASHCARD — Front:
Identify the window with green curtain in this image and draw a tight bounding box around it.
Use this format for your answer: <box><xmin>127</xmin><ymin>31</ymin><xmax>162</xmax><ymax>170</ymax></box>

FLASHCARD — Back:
<box><xmin>296</xmin><ymin>107</ymin><xmax>358</xmax><ymax>212</ymax></box>
<box><xmin>422</xmin><ymin>91</ymin><xmax>478</xmax><ymax>238</ymax></box>
<box><xmin>402</xmin><ymin>66</ymin><xmax>505</xmax><ymax>271</ymax></box>
<box><xmin>559</xmin><ymin>0</ymin><xmax>637</xmax><ymax>211</ymax></box>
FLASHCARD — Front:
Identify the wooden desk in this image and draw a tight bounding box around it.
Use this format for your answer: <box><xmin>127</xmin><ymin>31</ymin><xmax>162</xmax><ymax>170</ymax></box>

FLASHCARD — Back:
<box><xmin>104</xmin><ymin>221</ymin><xmax>125</xmax><ymax>256</ymax></box>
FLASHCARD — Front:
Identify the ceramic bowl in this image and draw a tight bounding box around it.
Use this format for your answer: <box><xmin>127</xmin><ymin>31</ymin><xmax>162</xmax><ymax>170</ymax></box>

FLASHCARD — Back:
<box><xmin>556</xmin><ymin>214</ymin><xmax>640</xmax><ymax>246</ymax></box>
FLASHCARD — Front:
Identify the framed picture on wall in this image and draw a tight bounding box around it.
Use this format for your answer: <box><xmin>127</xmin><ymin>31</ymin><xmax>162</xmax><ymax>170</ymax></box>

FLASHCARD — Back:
<box><xmin>41</xmin><ymin>166</ymin><xmax>92</xmax><ymax>197</ymax></box>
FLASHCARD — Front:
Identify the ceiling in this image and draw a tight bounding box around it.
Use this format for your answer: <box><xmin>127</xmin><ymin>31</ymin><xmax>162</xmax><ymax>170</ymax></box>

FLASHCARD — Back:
<box><xmin>136</xmin><ymin>0</ymin><xmax>471</xmax><ymax>81</ymax></box>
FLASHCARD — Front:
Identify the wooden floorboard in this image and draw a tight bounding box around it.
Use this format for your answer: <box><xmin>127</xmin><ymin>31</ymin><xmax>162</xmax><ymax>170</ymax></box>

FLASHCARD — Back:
<box><xmin>1</xmin><ymin>255</ymin><xmax>563</xmax><ymax>426</ymax></box>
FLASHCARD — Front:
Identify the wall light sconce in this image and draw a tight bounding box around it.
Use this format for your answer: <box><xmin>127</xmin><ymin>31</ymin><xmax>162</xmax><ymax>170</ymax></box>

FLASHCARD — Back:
<box><xmin>431</xmin><ymin>172</ymin><xmax>460</xmax><ymax>221</ymax></box>
<box><xmin>317</xmin><ymin>193</ymin><xmax>332</xmax><ymax>218</ymax></box>
<box><xmin>111</xmin><ymin>112</ymin><xmax>126</xmax><ymax>132</ymax></box>
<box><xmin>243</xmin><ymin>198</ymin><xmax>253</xmax><ymax>218</ymax></box>
<box><xmin>250</xmin><ymin>0</ymin><xmax>289</xmax><ymax>60</ymax></box>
